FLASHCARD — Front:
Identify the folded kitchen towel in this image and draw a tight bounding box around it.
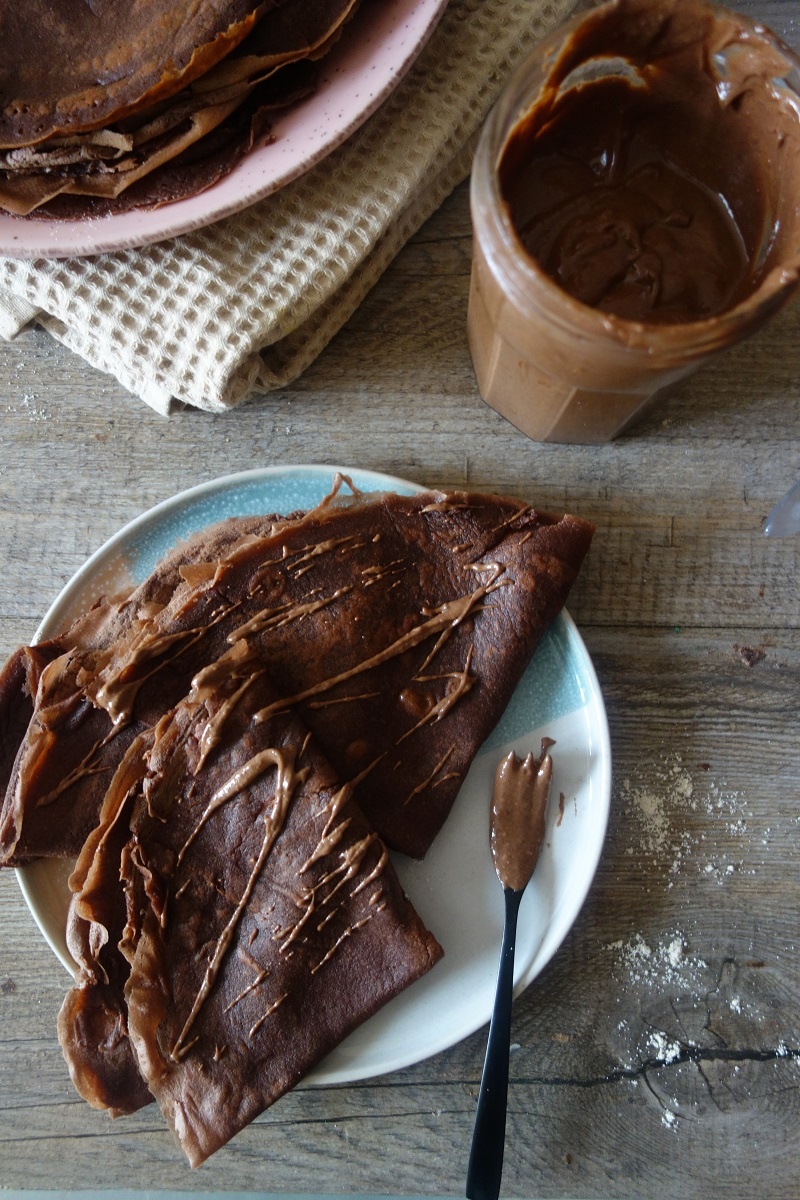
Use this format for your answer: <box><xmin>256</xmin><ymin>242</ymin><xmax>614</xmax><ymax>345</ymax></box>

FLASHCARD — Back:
<box><xmin>0</xmin><ymin>0</ymin><xmax>576</xmax><ymax>415</ymax></box>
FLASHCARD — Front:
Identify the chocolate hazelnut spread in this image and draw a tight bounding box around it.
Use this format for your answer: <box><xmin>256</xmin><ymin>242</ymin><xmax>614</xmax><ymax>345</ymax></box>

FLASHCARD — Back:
<box><xmin>467</xmin><ymin>0</ymin><xmax>800</xmax><ymax>442</ymax></box>
<box><xmin>490</xmin><ymin>740</ymin><xmax>553</xmax><ymax>893</ymax></box>
<box><xmin>499</xmin><ymin>84</ymin><xmax>751</xmax><ymax>324</ymax></box>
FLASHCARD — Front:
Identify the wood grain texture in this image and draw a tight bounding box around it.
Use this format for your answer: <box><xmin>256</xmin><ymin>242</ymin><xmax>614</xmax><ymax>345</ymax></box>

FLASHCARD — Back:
<box><xmin>1</xmin><ymin>2</ymin><xmax>800</xmax><ymax>1194</ymax></box>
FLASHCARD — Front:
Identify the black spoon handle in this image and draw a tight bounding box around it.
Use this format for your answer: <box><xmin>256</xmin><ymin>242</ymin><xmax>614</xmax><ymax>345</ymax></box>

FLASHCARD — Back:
<box><xmin>466</xmin><ymin>886</ymin><xmax>524</xmax><ymax>1200</ymax></box>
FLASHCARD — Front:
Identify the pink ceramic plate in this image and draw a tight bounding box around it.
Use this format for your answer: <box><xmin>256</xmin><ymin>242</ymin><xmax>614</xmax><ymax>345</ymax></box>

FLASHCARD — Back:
<box><xmin>0</xmin><ymin>0</ymin><xmax>447</xmax><ymax>260</ymax></box>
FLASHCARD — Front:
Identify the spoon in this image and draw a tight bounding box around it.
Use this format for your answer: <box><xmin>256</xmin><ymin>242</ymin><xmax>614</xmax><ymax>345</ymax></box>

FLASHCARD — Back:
<box><xmin>764</xmin><ymin>479</ymin><xmax>800</xmax><ymax>537</ymax></box>
<box><xmin>466</xmin><ymin>740</ymin><xmax>554</xmax><ymax>1200</ymax></box>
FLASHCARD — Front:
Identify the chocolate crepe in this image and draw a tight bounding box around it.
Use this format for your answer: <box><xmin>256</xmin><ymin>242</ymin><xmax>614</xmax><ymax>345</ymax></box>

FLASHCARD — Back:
<box><xmin>0</xmin><ymin>63</ymin><xmax>317</xmax><ymax>218</ymax></box>
<box><xmin>57</xmin><ymin>731</ymin><xmax>156</xmax><ymax>1117</ymax></box>
<box><xmin>0</xmin><ymin>0</ymin><xmax>274</xmax><ymax>148</ymax></box>
<box><xmin>0</xmin><ymin>511</ymin><xmax>302</xmax><ymax>862</ymax></box>
<box><xmin>59</xmin><ymin>657</ymin><xmax>442</xmax><ymax>1163</ymax></box>
<box><xmin>0</xmin><ymin>0</ymin><xmax>363</xmax><ymax>215</ymax></box>
<box><xmin>0</xmin><ymin>479</ymin><xmax>595</xmax><ymax>864</ymax></box>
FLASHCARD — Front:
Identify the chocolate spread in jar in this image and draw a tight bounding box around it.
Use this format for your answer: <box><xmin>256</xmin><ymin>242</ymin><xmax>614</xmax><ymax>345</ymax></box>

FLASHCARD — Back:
<box><xmin>500</xmin><ymin>85</ymin><xmax>750</xmax><ymax>323</ymax></box>
<box><xmin>467</xmin><ymin>0</ymin><xmax>800</xmax><ymax>443</ymax></box>
<box><xmin>496</xmin><ymin>0</ymin><xmax>800</xmax><ymax>325</ymax></box>
<box><xmin>490</xmin><ymin>739</ymin><xmax>554</xmax><ymax>893</ymax></box>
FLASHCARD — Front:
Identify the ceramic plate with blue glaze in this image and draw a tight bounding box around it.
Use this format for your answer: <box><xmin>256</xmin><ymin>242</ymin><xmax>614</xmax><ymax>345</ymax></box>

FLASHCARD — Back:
<box><xmin>17</xmin><ymin>465</ymin><xmax>611</xmax><ymax>1084</ymax></box>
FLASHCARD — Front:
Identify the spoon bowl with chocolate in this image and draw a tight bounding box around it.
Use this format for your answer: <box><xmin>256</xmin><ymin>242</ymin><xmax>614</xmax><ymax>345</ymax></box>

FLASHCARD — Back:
<box><xmin>466</xmin><ymin>740</ymin><xmax>554</xmax><ymax>1200</ymax></box>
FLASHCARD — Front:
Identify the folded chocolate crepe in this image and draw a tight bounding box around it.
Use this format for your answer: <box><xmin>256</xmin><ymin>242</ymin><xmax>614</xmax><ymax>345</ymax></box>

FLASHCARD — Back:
<box><xmin>59</xmin><ymin>659</ymin><xmax>442</xmax><ymax>1164</ymax></box>
<box><xmin>58</xmin><ymin>730</ymin><xmax>157</xmax><ymax>1117</ymax></box>
<box><xmin>0</xmin><ymin>480</ymin><xmax>595</xmax><ymax>865</ymax></box>
<box><xmin>0</xmin><ymin>511</ymin><xmax>301</xmax><ymax>862</ymax></box>
<box><xmin>50</xmin><ymin>517</ymin><xmax>304</xmax><ymax>1109</ymax></box>
<box><xmin>0</xmin><ymin>0</ymin><xmax>363</xmax><ymax>216</ymax></box>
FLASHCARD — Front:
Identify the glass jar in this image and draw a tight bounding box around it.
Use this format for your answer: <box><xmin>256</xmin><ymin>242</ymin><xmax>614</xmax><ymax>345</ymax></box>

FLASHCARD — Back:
<box><xmin>467</xmin><ymin>0</ymin><xmax>800</xmax><ymax>444</ymax></box>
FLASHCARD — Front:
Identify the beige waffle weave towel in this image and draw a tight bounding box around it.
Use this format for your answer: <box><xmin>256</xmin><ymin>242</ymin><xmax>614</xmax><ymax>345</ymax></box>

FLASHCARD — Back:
<box><xmin>0</xmin><ymin>0</ymin><xmax>576</xmax><ymax>415</ymax></box>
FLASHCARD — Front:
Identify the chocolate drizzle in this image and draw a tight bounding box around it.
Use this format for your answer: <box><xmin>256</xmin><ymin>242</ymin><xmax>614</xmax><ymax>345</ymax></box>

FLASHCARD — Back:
<box><xmin>170</xmin><ymin>746</ymin><xmax>305</xmax><ymax>1062</ymax></box>
<box><xmin>252</xmin><ymin>571</ymin><xmax>500</xmax><ymax>726</ymax></box>
<box><xmin>1</xmin><ymin>479</ymin><xmax>595</xmax><ymax>868</ymax></box>
<box><xmin>58</xmin><ymin>657</ymin><xmax>443</xmax><ymax>1165</ymax></box>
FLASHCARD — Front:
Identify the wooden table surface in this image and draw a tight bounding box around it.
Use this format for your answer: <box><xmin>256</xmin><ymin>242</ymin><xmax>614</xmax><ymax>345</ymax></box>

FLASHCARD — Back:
<box><xmin>1</xmin><ymin>3</ymin><xmax>799</xmax><ymax>1197</ymax></box>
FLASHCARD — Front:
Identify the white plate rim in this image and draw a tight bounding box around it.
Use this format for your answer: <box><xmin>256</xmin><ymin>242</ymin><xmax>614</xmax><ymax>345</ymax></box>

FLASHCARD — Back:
<box><xmin>15</xmin><ymin>463</ymin><xmax>611</xmax><ymax>1084</ymax></box>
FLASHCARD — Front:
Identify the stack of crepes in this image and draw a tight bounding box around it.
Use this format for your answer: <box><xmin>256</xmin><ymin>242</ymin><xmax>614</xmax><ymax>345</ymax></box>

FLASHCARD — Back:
<box><xmin>0</xmin><ymin>0</ymin><xmax>365</xmax><ymax>217</ymax></box>
<box><xmin>0</xmin><ymin>479</ymin><xmax>594</xmax><ymax>1164</ymax></box>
